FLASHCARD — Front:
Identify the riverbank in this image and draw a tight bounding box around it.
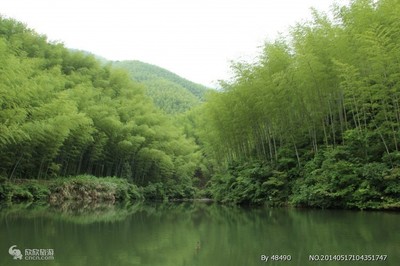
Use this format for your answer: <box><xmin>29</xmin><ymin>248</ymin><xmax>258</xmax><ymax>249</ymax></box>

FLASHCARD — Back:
<box><xmin>0</xmin><ymin>175</ymin><xmax>199</xmax><ymax>204</ymax></box>
<box><xmin>1</xmin><ymin>175</ymin><xmax>399</xmax><ymax>210</ymax></box>
<box><xmin>0</xmin><ymin>175</ymin><xmax>142</xmax><ymax>204</ymax></box>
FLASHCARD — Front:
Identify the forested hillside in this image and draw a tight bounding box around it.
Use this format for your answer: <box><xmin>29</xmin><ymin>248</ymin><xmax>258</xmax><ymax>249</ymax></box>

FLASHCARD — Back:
<box><xmin>0</xmin><ymin>17</ymin><xmax>201</xmax><ymax>199</ymax></box>
<box><xmin>1</xmin><ymin>0</ymin><xmax>399</xmax><ymax>210</ymax></box>
<box><xmin>113</xmin><ymin>60</ymin><xmax>209</xmax><ymax>114</ymax></box>
<box><xmin>200</xmin><ymin>0</ymin><xmax>400</xmax><ymax>209</ymax></box>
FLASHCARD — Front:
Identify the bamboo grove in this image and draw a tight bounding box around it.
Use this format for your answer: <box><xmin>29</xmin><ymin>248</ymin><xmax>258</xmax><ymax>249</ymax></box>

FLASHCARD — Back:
<box><xmin>0</xmin><ymin>17</ymin><xmax>202</xmax><ymax>198</ymax></box>
<box><xmin>200</xmin><ymin>0</ymin><xmax>400</xmax><ymax>209</ymax></box>
<box><xmin>1</xmin><ymin>0</ymin><xmax>400</xmax><ymax>209</ymax></box>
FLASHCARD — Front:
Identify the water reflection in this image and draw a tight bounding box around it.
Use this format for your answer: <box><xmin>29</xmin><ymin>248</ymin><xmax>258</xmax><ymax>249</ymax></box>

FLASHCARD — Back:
<box><xmin>0</xmin><ymin>202</ymin><xmax>399</xmax><ymax>266</ymax></box>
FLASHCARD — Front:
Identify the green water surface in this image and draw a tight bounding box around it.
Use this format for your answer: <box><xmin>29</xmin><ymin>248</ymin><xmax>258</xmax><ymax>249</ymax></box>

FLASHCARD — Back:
<box><xmin>0</xmin><ymin>202</ymin><xmax>398</xmax><ymax>266</ymax></box>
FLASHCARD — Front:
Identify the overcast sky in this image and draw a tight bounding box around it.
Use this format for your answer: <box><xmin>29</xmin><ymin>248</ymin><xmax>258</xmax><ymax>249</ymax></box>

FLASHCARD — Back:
<box><xmin>0</xmin><ymin>0</ymin><xmax>345</xmax><ymax>87</ymax></box>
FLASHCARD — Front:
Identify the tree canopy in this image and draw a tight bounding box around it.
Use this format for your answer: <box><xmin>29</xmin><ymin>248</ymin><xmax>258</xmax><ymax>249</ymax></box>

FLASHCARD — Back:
<box><xmin>199</xmin><ymin>0</ymin><xmax>400</xmax><ymax>209</ymax></box>
<box><xmin>0</xmin><ymin>16</ymin><xmax>201</xmax><ymax>198</ymax></box>
<box><xmin>113</xmin><ymin>60</ymin><xmax>209</xmax><ymax>114</ymax></box>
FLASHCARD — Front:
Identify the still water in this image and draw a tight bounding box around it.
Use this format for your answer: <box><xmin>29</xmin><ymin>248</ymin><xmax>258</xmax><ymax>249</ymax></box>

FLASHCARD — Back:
<box><xmin>0</xmin><ymin>201</ymin><xmax>399</xmax><ymax>266</ymax></box>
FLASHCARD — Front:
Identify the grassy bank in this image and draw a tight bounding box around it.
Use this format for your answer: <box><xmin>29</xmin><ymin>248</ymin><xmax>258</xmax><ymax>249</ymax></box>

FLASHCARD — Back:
<box><xmin>0</xmin><ymin>175</ymin><xmax>200</xmax><ymax>204</ymax></box>
<box><xmin>0</xmin><ymin>175</ymin><xmax>142</xmax><ymax>204</ymax></box>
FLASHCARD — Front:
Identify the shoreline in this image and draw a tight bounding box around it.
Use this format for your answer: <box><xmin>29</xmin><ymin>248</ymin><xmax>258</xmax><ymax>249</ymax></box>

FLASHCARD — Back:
<box><xmin>1</xmin><ymin>177</ymin><xmax>399</xmax><ymax>211</ymax></box>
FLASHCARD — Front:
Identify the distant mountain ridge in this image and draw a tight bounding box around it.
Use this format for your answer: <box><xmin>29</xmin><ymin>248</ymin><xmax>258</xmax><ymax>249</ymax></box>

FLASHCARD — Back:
<box><xmin>72</xmin><ymin>51</ymin><xmax>210</xmax><ymax>114</ymax></box>
<box><xmin>113</xmin><ymin>60</ymin><xmax>209</xmax><ymax>100</ymax></box>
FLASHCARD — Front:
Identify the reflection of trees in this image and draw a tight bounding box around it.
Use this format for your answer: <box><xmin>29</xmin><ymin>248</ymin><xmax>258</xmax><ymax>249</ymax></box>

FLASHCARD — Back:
<box><xmin>287</xmin><ymin>209</ymin><xmax>400</xmax><ymax>258</ymax></box>
<box><xmin>0</xmin><ymin>201</ymin><xmax>141</xmax><ymax>224</ymax></box>
<box><xmin>0</xmin><ymin>203</ymin><xmax>399</xmax><ymax>266</ymax></box>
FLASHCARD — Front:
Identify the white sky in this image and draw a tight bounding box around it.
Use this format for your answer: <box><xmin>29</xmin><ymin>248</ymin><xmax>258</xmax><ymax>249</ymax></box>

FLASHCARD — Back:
<box><xmin>0</xmin><ymin>0</ymin><xmax>345</xmax><ymax>87</ymax></box>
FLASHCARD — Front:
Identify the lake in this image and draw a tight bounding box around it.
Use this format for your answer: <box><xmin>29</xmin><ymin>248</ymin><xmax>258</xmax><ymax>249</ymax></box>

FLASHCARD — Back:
<box><xmin>0</xmin><ymin>201</ymin><xmax>399</xmax><ymax>266</ymax></box>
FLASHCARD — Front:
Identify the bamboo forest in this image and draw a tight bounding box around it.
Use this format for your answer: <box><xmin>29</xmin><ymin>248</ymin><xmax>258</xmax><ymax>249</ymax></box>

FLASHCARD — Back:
<box><xmin>1</xmin><ymin>0</ymin><xmax>400</xmax><ymax>210</ymax></box>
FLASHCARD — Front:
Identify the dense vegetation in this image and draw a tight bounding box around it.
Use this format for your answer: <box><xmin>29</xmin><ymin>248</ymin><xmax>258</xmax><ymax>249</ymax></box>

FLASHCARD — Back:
<box><xmin>1</xmin><ymin>0</ymin><xmax>400</xmax><ymax>210</ymax></box>
<box><xmin>113</xmin><ymin>60</ymin><xmax>208</xmax><ymax>114</ymax></box>
<box><xmin>0</xmin><ymin>175</ymin><xmax>141</xmax><ymax>203</ymax></box>
<box><xmin>200</xmin><ymin>0</ymin><xmax>400</xmax><ymax>209</ymax></box>
<box><xmin>0</xmin><ymin>16</ymin><xmax>202</xmax><ymax>200</ymax></box>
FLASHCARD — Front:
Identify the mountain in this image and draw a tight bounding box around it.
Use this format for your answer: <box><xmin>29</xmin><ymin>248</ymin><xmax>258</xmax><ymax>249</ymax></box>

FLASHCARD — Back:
<box><xmin>112</xmin><ymin>60</ymin><xmax>210</xmax><ymax>114</ymax></box>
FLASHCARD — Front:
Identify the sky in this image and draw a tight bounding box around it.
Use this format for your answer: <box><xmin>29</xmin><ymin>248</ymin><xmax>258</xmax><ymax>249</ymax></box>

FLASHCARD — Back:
<box><xmin>0</xmin><ymin>0</ymin><xmax>345</xmax><ymax>87</ymax></box>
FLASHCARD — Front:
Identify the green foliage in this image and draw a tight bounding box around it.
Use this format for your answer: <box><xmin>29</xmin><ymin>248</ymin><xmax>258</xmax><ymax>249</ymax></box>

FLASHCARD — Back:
<box><xmin>0</xmin><ymin>16</ymin><xmax>201</xmax><ymax>196</ymax></box>
<box><xmin>0</xmin><ymin>176</ymin><xmax>143</xmax><ymax>203</ymax></box>
<box><xmin>0</xmin><ymin>182</ymin><xmax>35</xmax><ymax>202</ymax></box>
<box><xmin>141</xmin><ymin>182</ymin><xmax>167</xmax><ymax>200</ymax></box>
<box><xmin>50</xmin><ymin>175</ymin><xmax>143</xmax><ymax>202</ymax></box>
<box><xmin>141</xmin><ymin>180</ymin><xmax>197</xmax><ymax>201</ymax></box>
<box><xmin>206</xmin><ymin>161</ymin><xmax>289</xmax><ymax>205</ymax></box>
<box><xmin>138</xmin><ymin>78</ymin><xmax>200</xmax><ymax>114</ymax></box>
<box><xmin>200</xmin><ymin>0</ymin><xmax>400</xmax><ymax>210</ymax></box>
<box><xmin>2</xmin><ymin>0</ymin><xmax>400</xmax><ymax>210</ymax></box>
<box><xmin>113</xmin><ymin>60</ymin><xmax>209</xmax><ymax>114</ymax></box>
<box><xmin>25</xmin><ymin>182</ymin><xmax>51</xmax><ymax>200</ymax></box>
<box><xmin>290</xmin><ymin>150</ymin><xmax>400</xmax><ymax>210</ymax></box>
